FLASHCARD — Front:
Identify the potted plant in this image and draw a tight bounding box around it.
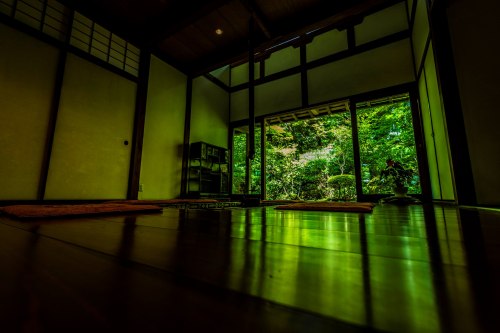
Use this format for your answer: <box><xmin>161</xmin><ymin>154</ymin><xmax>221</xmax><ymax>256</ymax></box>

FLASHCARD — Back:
<box><xmin>380</xmin><ymin>159</ymin><xmax>414</xmax><ymax>197</ymax></box>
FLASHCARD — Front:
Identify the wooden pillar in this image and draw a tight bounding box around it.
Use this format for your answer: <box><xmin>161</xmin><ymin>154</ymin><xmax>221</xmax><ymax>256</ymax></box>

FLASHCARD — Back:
<box><xmin>248</xmin><ymin>17</ymin><xmax>255</xmax><ymax>161</ymax></box>
<box><xmin>244</xmin><ymin>17</ymin><xmax>256</xmax><ymax>196</ymax></box>
<box><xmin>181</xmin><ymin>77</ymin><xmax>193</xmax><ymax>197</ymax></box>
<box><xmin>350</xmin><ymin>103</ymin><xmax>363</xmax><ymax>201</ymax></box>
<box><xmin>300</xmin><ymin>45</ymin><xmax>308</xmax><ymax>108</ymax></box>
<box><xmin>38</xmin><ymin>10</ymin><xmax>74</xmax><ymax>200</ymax></box>
<box><xmin>127</xmin><ymin>51</ymin><xmax>151</xmax><ymax>199</ymax></box>
<box><xmin>429</xmin><ymin>0</ymin><xmax>476</xmax><ymax>205</ymax></box>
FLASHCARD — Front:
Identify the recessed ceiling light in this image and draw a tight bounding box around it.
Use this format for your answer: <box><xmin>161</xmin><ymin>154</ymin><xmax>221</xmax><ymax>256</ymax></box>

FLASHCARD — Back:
<box><xmin>215</xmin><ymin>28</ymin><xmax>223</xmax><ymax>35</ymax></box>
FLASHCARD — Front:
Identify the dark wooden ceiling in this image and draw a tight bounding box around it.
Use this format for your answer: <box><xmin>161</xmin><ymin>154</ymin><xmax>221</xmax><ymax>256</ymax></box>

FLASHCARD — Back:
<box><xmin>57</xmin><ymin>0</ymin><xmax>402</xmax><ymax>76</ymax></box>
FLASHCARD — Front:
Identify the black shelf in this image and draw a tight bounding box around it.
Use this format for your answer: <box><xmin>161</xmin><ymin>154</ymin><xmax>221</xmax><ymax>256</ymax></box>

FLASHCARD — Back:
<box><xmin>188</xmin><ymin>142</ymin><xmax>229</xmax><ymax>198</ymax></box>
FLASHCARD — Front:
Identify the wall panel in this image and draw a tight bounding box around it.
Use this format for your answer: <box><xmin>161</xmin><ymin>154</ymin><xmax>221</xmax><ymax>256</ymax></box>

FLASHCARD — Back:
<box><xmin>265</xmin><ymin>46</ymin><xmax>300</xmax><ymax>76</ymax></box>
<box><xmin>355</xmin><ymin>2</ymin><xmax>408</xmax><ymax>46</ymax></box>
<box><xmin>307</xmin><ymin>29</ymin><xmax>348</xmax><ymax>62</ymax></box>
<box><xmin>447</xmin><ymin>0</ymin><xmax>500</xmax><ymax>204</ymax></box>
<box><xmin>190</xmin><ymin>76</ymin><xmax>230</xmax><ymax>148</ymax></box>
<box><xmin>423</xmin><ymin>45</ymin><xmax>455</xmax><ymax>201</ymax></box>
<box><xmin>255</xmin><ymin>74</ymin><xmax>302</xmax><ymax>117</ymax></box>
<box><xmin>230</xmin><ymin>89</ymin><xmax>249</xmax><ymax>122</ymax></box>
<box><xmin>407</xmin><ymin>0</ymin><xmax>414</xmax><ymax>21</ymax></box>
<box><xmin>418</xmin><ymin>68</ymin><xmax>442</xmax><ymax>199</ymax></box>
<box><xmin>412</xmin><ymin>0</ymin><xmax>429</xmax><ymax>73</ymax></box>
<box><xmin>45</xmin><ymin>54</ymin><xmax>136</xmax><ymax>199</ymax></box>
<box><xmin>210</xmin><ymin>65</ymin><xmax>231</xmax><ymax>86</ymax></box>
<box><xmin>0</xmin><ymin>24</ymin><xmax>59</xmax><ymax>200</ymax></box>
<box><xmin>230</xmin><ymin>62</ymin><xmax>260</xmax><ymax>87</ymax></box>
<box><xmin>308</xmin><ymin>40</ymin><xmax>414</xmax><ymax>105</ymax></box>
<box><xmin>139</xmin><ymin>56</ymin><xmax>187</xmax><ymax>199</ymax></box>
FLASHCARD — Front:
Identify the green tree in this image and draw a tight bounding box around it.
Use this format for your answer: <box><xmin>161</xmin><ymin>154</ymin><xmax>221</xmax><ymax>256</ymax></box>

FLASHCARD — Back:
<box><xmin>327</xmin><ymin>174</ymin><xmax>356</xmax><ymax>200</ymax></box>
<box><xmin>235</xmin><ymin>97</ymin><xmax>420</xmax><ymax>200</ymax></box>
<box><xmin>357</xmin><ymin>101</ymin><xmax>420</xmax><ymax>194</ymax></box>
<box><xmin>265</xmin><ymin>112</ymin><xmax>356</xmax><ymax>200</ymax></box>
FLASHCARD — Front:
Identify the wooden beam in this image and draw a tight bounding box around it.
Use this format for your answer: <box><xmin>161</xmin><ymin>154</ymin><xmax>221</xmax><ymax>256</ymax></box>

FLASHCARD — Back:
<box><xmin>255</xmin><ymin>0</ymin><xmax>398</xmax><ymax>40</ymax></box>
<box><xmin>300</xmin><ymin>45</ymin><xmax>308</xmax><ymax>107</ymax></box>
<box><xmin>191</xmin><ymin>0</ymin><xmax>403</xmax><ymax>75</ymax></box>
<box><xmin>350</xmin><ymin>103</ymin><xmax>364</xmax><ymax>201</ymax></box>
<box><xmin>38</xmin><ymin>50</ymin><xmax>67</xmax><ymax>200</ymax></box>
<box><xmin>248</xmin><ymin>18</ymin><xmax>256</xmax><ymax>161</ymax></box>
<box><xmin>204</xmin><ymin>73</ymin><xmax>231</xmax><ymax>92</ymax></box>
<box><xmin>229</xmin><ymin>29</ymin><xmax>409</xmax><ymax>93</ymax></box>
<box><xmin>127</xmin><ymin>52</ymin><xmax>151</xmax><ymax>199</ymax></box>
<box><xmin>143</xmin><ymin>0</ymin><xmax>234</xmax><ymax>47</ymax></box>
<box><xmin>409</xmin><ymin>84</ymin><xmax>432</xmax><ymax>203</ymax></box>
<box><xmin>239</xmin><ymin>0</ymin><xmax>273</xmax><ymax>39</ymax></box>
<box><xmin>38</xmin><ymin>10</ymin><xmax>75</xmax><ymax>200</ymax></box>
<box><xmin>428</xmin><ymin>1</ymin><xmax>477</xmax><ymax>205</ymax></box>
<box><xmin>347</xmin><ymin>26</ymin><xmax>356</xmax><ymax>50</ymax></box>
<box><xmin>181</xmin><ymin>78</ymin><xmax>193</xmax><ymax>197</ymax></box>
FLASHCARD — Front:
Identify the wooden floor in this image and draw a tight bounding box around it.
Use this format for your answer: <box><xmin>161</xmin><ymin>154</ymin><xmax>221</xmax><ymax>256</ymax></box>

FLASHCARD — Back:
<box><xmin>1</xmin><ymin>204</ymin><xmax>500</xmax><ymax>332</ymax></box>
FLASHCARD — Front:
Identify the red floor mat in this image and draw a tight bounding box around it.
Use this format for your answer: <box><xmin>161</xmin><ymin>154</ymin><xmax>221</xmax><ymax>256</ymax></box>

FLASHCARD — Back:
<box><xmin>0</xmin><ymin>203</ymin><xmax>162</xmax><ymax>219</ymax></box>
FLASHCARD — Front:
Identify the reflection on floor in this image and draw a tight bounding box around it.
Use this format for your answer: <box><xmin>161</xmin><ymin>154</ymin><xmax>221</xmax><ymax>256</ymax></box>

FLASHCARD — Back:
<box><xmin>1</xmin><ymin>204</ymin><xmax>500</xmax><ymax>332</ymax></box>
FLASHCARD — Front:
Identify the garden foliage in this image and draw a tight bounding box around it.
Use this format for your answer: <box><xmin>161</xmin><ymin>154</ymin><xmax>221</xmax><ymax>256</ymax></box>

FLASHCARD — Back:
<box><xmin>233</xmin><ymin>100</ymin><xmax>421</xmax><ymax>200</ymax></box>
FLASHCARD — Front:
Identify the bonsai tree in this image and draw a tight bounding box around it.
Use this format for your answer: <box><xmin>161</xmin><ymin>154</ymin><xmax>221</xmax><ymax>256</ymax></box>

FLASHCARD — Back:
<box><xmin>380</xmin><ymin>159</ymin><xmax>413</xmax><ymax>196</ymax></box>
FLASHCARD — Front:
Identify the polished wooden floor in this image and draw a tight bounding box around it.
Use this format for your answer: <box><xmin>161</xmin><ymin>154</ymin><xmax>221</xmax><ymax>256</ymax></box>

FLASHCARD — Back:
<box><xmin>1</xmin><ymin>204</ymin><xmax>500</xmax><ymax>332</ymax></box>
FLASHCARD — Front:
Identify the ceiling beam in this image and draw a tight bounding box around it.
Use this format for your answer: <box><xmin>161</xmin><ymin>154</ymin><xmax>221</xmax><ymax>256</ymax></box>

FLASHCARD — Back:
<box><xmin>239</xmin><ymin>0</ymin><xmax>273</xmax><ymax>39</ymax></box>
<box><xmin>142</xmin><ymin>0</ymin><xmax>235</xmax><ymax>47</ymax></box>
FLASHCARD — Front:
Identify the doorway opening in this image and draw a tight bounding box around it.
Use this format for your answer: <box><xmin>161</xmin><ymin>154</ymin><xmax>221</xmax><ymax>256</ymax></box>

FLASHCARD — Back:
<box><xmin>231</xmin><ymin>92</ymin><xmax>422</xmax><ymax>201</ymax></box>
<box><xmin>231</xmin><ymin>125</ymin><xmax>261</xmax><ymax>195</ymax></box>
<box><xmin>356</xmin><ymin>94</ymin><xmax>421</xmax><ymax>196</ymax></box>
<box><xmin>265</xmin><ymin>110</ymin><xmax>355</xmax><ymax>201</ymax></box>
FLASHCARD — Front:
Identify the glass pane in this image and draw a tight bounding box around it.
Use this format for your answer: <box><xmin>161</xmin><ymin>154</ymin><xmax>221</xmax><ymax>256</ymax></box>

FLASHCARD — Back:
<box><xmin>265</xmin><ymin>112</ymin><xmax>356</xmax><ymax>201</ymax></box>
<box><xmin>231</xmin><ymin>125</ymin><xmax>262</xmax><ymax>195</ymax></box>
<box><xmin>232</xmin><ymin>129</ymin><xmax>246</xmax><ymax>194</ymax></box>
<box><xmin>357</xmin><ymin>95</ymin><xmax>421</xmax><ymax>194</ymax></box>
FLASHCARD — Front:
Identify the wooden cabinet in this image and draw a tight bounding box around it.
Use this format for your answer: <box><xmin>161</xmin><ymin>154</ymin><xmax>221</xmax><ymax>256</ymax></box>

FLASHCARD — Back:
<box><xmin>188</xmin><ymin>142</ymin><xmax>229</xmax><ymax>197</ymax></box>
